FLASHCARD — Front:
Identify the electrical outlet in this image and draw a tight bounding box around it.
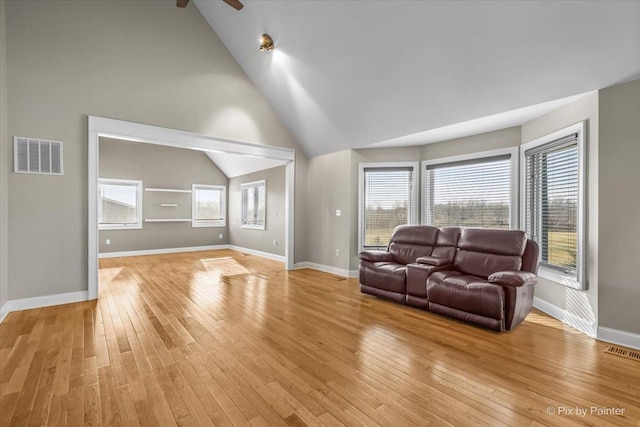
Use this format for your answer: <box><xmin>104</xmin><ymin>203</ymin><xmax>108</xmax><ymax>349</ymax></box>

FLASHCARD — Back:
<box><xmin>105</xmin><ymin>239</ymin><xmax>110</xmax><ymax>245</ymax></box>
<box><xmin>335</xmin><ymin>249</ymin><xmax>340</xmax><ymax>256</ymax></box>
<box><xmin>219</xmin><ymin>233</ymin><xmax>223</xmax><ymax>239</ymax></box>
<box><xmin>336</xmin><ymin>209</ymin><xmax>341</xmax><ymax>216</ymax></box>
<box><xmin>274</xmin><ymin>210</ymin><xmax>278</xmax><ymax>216</ymax></box>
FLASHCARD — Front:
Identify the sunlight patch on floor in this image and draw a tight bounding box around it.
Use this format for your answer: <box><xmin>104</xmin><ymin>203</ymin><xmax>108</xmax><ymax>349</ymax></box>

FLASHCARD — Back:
<box><xmin>200</xmin><ymin>256</ymin><xmax>250</xmax><ymax>276</ymax></box>
<box><xmin>98</xmin><ymin>267</ymin><xmax>123</xmax><ymax>288</ymax></box>
<box><xmin>525</xmin><ymin>311</ymin><xmax>584</xmax><ymax>335</ymax></box>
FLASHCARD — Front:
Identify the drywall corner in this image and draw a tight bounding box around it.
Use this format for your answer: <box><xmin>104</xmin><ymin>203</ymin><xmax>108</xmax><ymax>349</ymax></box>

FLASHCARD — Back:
<box><xmin>0</xmin><ymin>0</ymin><xmax>8</xmax><ymax>310</ymax></box>
<box><xmin>349</xmin><ymin>150</ymin><xmax>362</xmax><ymax>271</ymax></box>
<box><xmin>598</xmin><ymin>78</ymin><xmax>640</xmax><ymax>335</ymax></box>
<box><xmin>228</xmin><ymin>165</ymin><xmax>286</xmax><ymax>257</ymax></box>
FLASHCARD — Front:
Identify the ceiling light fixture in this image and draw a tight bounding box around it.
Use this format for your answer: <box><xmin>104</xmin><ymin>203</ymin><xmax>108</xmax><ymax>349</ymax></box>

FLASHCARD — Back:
<box><xmin>259</xmin><ymin>34</ymin><xmax>274</xmax><ymax>52</ymax></box>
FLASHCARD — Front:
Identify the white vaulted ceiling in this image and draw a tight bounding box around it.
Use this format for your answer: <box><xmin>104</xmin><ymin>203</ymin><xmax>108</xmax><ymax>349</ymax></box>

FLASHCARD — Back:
<box><xmin>196</xmin><ymin>0</ymin><xmax>640</xmax><ymax>158</ymax></box>
<box><xmin>204</xmin><ymin>151</ymin><xmax>285</xmax><ymax>178</ymax></box>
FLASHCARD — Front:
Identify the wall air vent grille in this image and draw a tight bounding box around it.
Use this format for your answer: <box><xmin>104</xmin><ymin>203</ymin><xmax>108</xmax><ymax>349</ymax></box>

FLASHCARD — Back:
<box><xmin>14</xmin><ymin>137</ymin><xmax>64</xmax><ymax>175</ymax></box>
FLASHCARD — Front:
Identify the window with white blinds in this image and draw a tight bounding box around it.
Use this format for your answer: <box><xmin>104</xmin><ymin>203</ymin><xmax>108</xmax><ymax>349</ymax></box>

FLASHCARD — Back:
<box><xmin>360</xmin><ymin>163</ymin><xmax>418</xmax><ymax>250</ymax></box>
<box><xmin>424</xmin><ymin>150</ymin><xmax>516</xmax><ymax>229</ymax></box>
<box><xmin>522</xmin><ymin>122</ymin><xmax>586</xmax><ymax>289</ymax></box>
<box><xmin>192</xmin><ymin>184</ymin><xmax>226</xmax><ymax>227</ymax></box>
<box><xmin>525</xmin><ymin>135</ymin><xmax>580</xmax><ymax>276</ymax></box>
<box><xmin>241</xmin><ymin>180</ymin><xmax>266</xmax><ymax>229</ymax></box>
<box><xmin>98</xmin><ymin>178</ymin><xmax>143</xmax><ymax>230</ymax></box>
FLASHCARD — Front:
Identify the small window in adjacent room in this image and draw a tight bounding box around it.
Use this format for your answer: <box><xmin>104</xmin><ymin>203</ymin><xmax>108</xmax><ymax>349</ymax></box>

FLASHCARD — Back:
<box><xmin>522</xmin><ymin>122</ymin><xmax>586</xmax><ymax>289</ymax></box>
<box><xmin>192</xmin><ymin>184</ymin><xmax>226</xmax><ymax>227</ymax></box>
<box><xmin>423</xmin><ymin>148</ymin><xmax>518</xmax><ymax>229</ymax></box>
<box><xmin>359</xmin><ymin>163</ymin><xmax>418</xmax><ymax>251</ymax></box>
<box><xmin>98</xmin><ymin>178</ymin><xmax>143</xmax><ymax>230</ymax></box>
<box><xmin>241</xmin><ymin>180</ymin><xmax>266</xmax><ymax>229</ymax></box>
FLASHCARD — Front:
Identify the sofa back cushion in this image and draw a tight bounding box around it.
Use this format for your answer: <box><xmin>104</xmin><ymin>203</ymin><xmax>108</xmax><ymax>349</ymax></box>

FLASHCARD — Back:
<box><xmin>388</xmin><ymin>225</ymin><xmax>439</xmax><ymax>265</ymax></box>
<box><xmin>431</xmin><ymin>227</ymin><xmax>461</xmax><ymax>262</ymax></box>
<box><xmin>453</xmin><ymin>228</ymin><xmax>526</xmax><ymax>278</ymax></box>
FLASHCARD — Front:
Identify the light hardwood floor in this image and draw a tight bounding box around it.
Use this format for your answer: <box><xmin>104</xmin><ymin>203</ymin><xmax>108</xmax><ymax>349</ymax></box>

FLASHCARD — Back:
<box><xmin>1</xmin><ymin>249</ymin><xmax>638</xmax><ymax>426</ymax></box>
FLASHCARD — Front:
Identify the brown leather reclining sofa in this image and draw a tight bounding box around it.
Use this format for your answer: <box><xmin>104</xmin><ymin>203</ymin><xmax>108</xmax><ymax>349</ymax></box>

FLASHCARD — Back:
<box><xmin>359</xmin><ymin>225</ymin><xmax>540</xmax><ymax>331</ymax></box>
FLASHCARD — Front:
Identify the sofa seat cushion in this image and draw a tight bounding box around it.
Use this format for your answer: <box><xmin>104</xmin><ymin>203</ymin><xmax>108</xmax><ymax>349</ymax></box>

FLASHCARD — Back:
<box><xmin>359</xmin><ymin>262</ymin><xmax>407</xmax><ymax>293</ymax></box>
<box><xmin>427</xmin><ymin>272</ymin><xmax>505</xmax><ymax>321</ymax></box>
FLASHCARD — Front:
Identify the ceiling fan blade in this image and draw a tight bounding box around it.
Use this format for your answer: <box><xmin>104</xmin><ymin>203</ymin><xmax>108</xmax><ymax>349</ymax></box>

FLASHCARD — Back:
<box><xmin>223</xmin><ymin>0</ymin><xmax>244</xmax><ymax>10</ymax></box>
<box><xmin>176</xmin><ymin>0</ymin><xmax>189</xmax><ymax>8</ymax></box>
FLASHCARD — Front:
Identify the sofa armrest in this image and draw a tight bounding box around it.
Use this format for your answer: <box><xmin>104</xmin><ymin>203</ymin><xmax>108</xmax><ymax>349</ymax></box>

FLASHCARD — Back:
<box><xmin>359</xmin><ymin>250</ymin><xmax>393</xmax><ymax>262</ymax></box>
<box><xmin>407</xmin><ymin>263</ymin><xmax>451</xmax><ymax>274</ymax></box>
<box><xmin>488</xmin><ymin>271</ymin><xmax>537</xmax><ymax>288</ymax></box>
<box><xmin>406</xmin><ymin>263</ymin><xmax>453</xmax><ymax>298</ymax></box>
<box><xmin>416</xmin><ymin>256</ymin><xmax>450</xmax><ymax>267</ymax></box>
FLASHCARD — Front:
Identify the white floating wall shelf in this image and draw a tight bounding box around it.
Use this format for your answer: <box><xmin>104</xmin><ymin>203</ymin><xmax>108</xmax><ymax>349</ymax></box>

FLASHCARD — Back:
<box><xmin>145</xmin><ymin>188</ymin><xmax>192</xmax><ymax>193</ymax></box>
<box><xmin>144</xmin><ymin>219</ymin><xmax>191</xmax><ymax>223</ymax></box>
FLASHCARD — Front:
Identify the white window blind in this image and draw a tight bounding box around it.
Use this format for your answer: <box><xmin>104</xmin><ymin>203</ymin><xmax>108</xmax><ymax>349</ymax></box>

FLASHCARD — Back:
<box><xmin>425</xmin><ymin>155</ymin><xmax>512</xmax><ymax>228</ymax></box>
<box><xmin>241</xmin><ymin>180</ymin><xmax>266</xmax><ymax>229</ymax></box>
<box><xmin>362</xmin><ymin>166</ymin><xmax>415</xmax><ymax>249</ymax></box>
<box><xmin>98</xmin><ymin>179</ymin><xmax>142</xmax><ymax>229</ymax></box>
<box><xmin>524</xmin><ymin>133</ymin><xmax>579</xmax><ymax>277</ymax></box>
<box><xmin>192</xmin><ymin>185</ymin><xmax>225</xmax><ymax>227</ymax></box>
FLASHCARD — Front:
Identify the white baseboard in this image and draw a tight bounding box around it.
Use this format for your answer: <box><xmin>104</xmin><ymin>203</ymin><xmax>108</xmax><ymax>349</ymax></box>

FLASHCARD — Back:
<box><xmin>533</xmin><ymin>296</ymin><xmax>564</xmax><ymax>320</ymax></box>
<box><xmin>295</xmin><ymin>262</ymin><xmax>358</xmax><ymax>278</ymax></box>
<box><xmin>99</xmin><ymin>245</ymin><xmax>285</xmax><ymax>263</ymax></box>
<box><xmin>99</xmin><ymin>244</ymin><xmax>230</xmax><ymax>258</ymax></box>
<box><xmin>597</xmin><ymin>326</ymin><xmax>640</xmax><ymax>351</ymax></box>
<box><xmin>0</xmin><ymin>301</ymin><xmax>9</xmax><ymax>323</ymax></box>
<box><xmin>533</xmin><ymin>297</ymin><xmax>597</xmax><ymax>338</ymax></box>
<box><xmin>227</xmin><ymin>245</ymin><xmax>285</xmax><ymax>263</ymax></box>
<box><xmin>0</xmin><ymin>290</ymin><xmax>89</xmax><ymax>323</ymax></box>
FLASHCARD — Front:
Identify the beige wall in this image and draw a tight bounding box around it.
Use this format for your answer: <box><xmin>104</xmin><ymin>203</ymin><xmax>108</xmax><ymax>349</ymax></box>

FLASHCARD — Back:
<box><xmin>521</xmin><ymin>92</ymin><xmax>599</xmax><ymax>330</ymax></box>
<box><xmin>355</xmin><ymin>146</ymin><xmax>424</xmax><ymax>163</ymax></box>
<box><xmin>99</xmin><ymin>138</ymin><xmax>229</xmax><ymax>253</ymax></box>
<box><xmin>5</xmin><ymin>0</ymin><xmax>307</xmax><ymax>300</ymax></box>
<box><xmin>421</xmin><ymin>127</ymin><xmax>521</xmax><ymax>160</ymax></box>
<box><xmin>598</xmin><ymin>79</ymin><xmax>640</xmax><ymax>334</ymax></box>
<box><xmin>228</xmin><ymin>166</ymin><xmax>286</xmax><ymax>257</ymax></box>
<box><xmin>306</xmin><ymin>150</ymin><xmax>353</xmax><ymax>271</ymax></box>
<box><xmin>0</xmin><ymin>0</ymin><xmax>8</xmax><ymax>310</ymax></box>
<box><xmin>294</xmin><ymin>153</ymin><xmax>308</xmax><ymax>263</ymax></box>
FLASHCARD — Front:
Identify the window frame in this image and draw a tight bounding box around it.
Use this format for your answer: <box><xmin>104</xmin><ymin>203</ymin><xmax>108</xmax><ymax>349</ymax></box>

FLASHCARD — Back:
<box><xmin>98</xmin><ymin>178</ymin><xmax>143</xmax><ymax>230</ymax></box>
<box><xmin>241</xmin><ymin>179</ymin><xmax>267</xmax><ymax>230</ymax></box>
<box><xmin>358</xmin><ymin>162</ymin><xmax>419</xmax><ymax>252</ymax></box>
<box><xmin>422</xmin><ymin>147</ymin><xmax>519</xmax><ymax>229</ymax></box>
<box><xmin>191</xmin><ymin>184</ymin><xmax>226</xmax><ymax>228</ymax></box>
<box><xmin>520</xmin><ymin>121</ymin><xmax>587</xmax><ymax>290</ymax></box>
